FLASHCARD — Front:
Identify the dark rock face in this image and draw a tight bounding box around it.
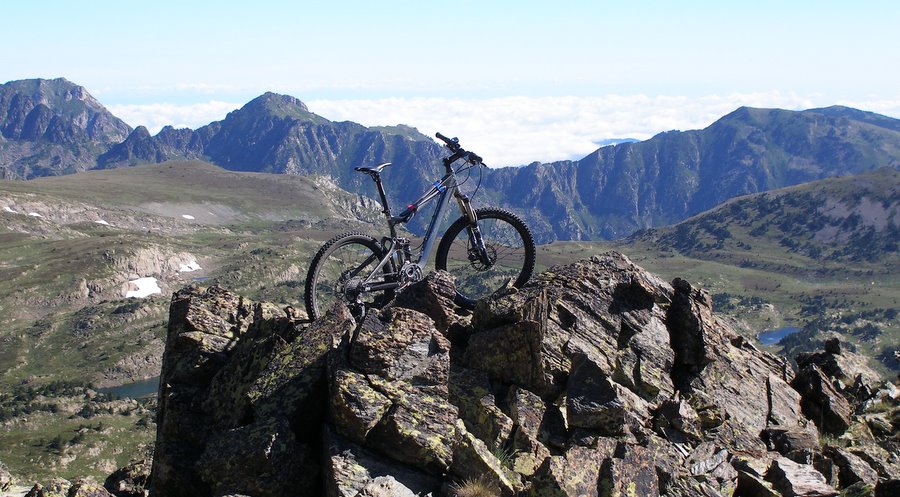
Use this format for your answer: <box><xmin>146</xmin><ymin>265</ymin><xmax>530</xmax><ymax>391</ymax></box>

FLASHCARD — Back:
<box><xmin>149</xmin><ymin>252</ymin><xmax>900</xmax><ymax>496</ymax></box>
<box><xmin>0</xmin><ymin>78</ymin><xmax>132</xmax><ymax>178</ymax></box>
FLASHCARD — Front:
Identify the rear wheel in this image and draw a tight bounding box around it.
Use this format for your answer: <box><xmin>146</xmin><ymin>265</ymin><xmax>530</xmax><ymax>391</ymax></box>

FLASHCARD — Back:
<box><xmin>304</xmin><ymin>232</ymin><xmax>395</xmax><ymax>320</ymax></box>
<box><xmin>435</xmin><ymin>208</ymin><xmax>535</xmax><ymax>309</ymax></box>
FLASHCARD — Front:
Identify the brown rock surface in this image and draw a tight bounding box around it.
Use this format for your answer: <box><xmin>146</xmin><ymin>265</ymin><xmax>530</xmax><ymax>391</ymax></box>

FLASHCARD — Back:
<box><xmin>145</xmin><ymin>254</ymin><xmax>900</xmax><ymax>496</ymax></box>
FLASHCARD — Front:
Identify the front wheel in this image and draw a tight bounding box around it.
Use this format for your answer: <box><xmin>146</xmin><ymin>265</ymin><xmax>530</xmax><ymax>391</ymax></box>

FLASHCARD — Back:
<box><xmin>304</xmin><ymin>232</ymin><xmax>395</xmax><ymax>320</ymax></box>
<box><xmin>435</xmin><ymin>208</ymin><xmax>535</xmax><ymax>309</ymax></box>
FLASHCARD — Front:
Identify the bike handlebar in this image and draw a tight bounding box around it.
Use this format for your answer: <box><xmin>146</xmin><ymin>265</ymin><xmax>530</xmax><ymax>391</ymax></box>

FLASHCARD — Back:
<box><xmin>436</xmin><ymin>132</ymin><xmax>486</xmax><ymax>167</ymax></box>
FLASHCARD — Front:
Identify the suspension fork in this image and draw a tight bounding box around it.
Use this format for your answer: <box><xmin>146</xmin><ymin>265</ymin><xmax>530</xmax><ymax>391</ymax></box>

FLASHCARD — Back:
<box><xmin>455</xmin><ymin>191</ymin><xmax>493</xmax><ymax>266</ymax></box>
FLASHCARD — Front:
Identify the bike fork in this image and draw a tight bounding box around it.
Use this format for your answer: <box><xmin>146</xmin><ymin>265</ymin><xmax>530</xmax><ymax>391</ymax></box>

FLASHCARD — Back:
<box><xmin>456</xmin><ymin>193</ymin><xmax>492</xmax><ymax>267</ymax></box>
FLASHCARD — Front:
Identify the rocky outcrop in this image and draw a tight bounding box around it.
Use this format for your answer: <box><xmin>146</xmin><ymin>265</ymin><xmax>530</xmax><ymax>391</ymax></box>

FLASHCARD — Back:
<box><xmin>103</xmin><ymin>459</ymin><xmax>150</xmax><ymax>497</ymax></box>
<box><xmin>23</xmin><ymin>477</ymin><xmax>115</xmax><ymax>497</ymax></box>
<box><xmin>149</xmin><ymin>252</ymin><xmax>900</xmax><ymax>496</ymax></box>
<box><xmin>0</xmin><ymin>461</ymin><xmax>12</xmax><ymax>491</ymax></box>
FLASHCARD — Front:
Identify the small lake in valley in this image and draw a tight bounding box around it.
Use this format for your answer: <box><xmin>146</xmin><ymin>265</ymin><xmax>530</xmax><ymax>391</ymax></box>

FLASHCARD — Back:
<box><xmin>757</xmin><ymin>326</ymin><xmax>801</xmax><ymax>345</ymax></box>
<box><xmin>98</xmin><ymin>376</ymin><xmax>160</xmax><ymax>399</ymax></box>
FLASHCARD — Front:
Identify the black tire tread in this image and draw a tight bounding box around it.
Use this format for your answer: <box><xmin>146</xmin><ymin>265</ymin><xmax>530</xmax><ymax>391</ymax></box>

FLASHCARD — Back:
<box><xmin>304</xmin><ymin>231</ymin><xmax>387</xmax><ymax>320</ymax></box>
<box><xmin>435</xmin><ymin>207</ymin><xmax>536</xmax><ymax>308</ymax></box>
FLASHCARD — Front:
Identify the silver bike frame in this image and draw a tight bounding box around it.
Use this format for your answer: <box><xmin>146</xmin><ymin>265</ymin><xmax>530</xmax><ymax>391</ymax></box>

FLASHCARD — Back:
<box><xmin>356</xmin><ymin>166</ymin><xmax>476</xmax><ymax>293</ymax></box>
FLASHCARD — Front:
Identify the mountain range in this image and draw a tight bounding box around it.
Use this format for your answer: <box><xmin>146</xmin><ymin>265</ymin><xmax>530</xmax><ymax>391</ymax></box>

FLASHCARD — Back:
<box><xmin>2</xmin><ymin>78</ymin><xmax>899</xmax><ymax>242</ymax></box>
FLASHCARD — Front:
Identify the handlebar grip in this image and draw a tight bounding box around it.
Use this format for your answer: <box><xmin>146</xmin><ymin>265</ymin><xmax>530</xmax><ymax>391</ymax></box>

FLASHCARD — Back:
<box><xmin>435</xmin><ymin>132</ymin><xmax>461</xmax><ymax>151</ymax></box>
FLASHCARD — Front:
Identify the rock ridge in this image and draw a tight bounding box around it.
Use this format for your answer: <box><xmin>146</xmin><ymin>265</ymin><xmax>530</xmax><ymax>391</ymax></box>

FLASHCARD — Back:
<box><xmin>147</xmin><ymin>251</ymin><xmax>899</xmax><ymax>496</ymax></box>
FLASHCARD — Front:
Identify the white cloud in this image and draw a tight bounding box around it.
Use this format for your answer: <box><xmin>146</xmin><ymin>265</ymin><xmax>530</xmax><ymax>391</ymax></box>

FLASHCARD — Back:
<box><xmin>107</xmin><ymin>101</ymin><xmax>242</xmax><ymax>133</ymax></box>
<box><xmin>107</xmin><ymin>93</ymin><xmax>900</xmax><ymax>167</ymax></box>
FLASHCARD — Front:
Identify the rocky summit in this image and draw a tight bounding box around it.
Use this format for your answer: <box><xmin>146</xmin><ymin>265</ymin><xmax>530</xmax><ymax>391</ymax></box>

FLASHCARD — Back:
<box><xmin>147</xmin><ymin>252</ymin><xmax>899</xmax><ymax>497</ymax></box>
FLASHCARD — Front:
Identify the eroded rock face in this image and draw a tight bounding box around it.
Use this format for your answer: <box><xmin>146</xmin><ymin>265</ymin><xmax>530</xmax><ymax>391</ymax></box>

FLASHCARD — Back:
<box><xmin>148</xmin><ymin>253</ymin><xmax>900</xmax><ymax>497</ymax></box>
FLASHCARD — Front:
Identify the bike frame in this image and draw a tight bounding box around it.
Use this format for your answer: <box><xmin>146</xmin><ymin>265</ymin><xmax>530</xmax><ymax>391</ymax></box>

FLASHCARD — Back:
<box><xmin>354</xmin><ymin>152</ymin><xmax>486</xmax><ymax>294</ymax></box>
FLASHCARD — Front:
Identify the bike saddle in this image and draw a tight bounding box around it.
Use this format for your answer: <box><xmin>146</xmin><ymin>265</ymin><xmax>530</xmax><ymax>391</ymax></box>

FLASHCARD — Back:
<box><xmin>354</xmin><ymin>162</ymin><xmax>392</xmax><ymax>175</ymax></box>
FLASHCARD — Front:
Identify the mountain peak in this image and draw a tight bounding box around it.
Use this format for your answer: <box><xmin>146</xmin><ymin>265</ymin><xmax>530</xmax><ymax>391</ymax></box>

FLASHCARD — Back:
<box><xmin>2</xmin><ymin>77</ymin><xmax>102</xmax><ymax>111</ymax></box>
<box><xmin>236</xmin><ymin>92</ymin><xmax>325</xmax><ymax>122</ymax></box>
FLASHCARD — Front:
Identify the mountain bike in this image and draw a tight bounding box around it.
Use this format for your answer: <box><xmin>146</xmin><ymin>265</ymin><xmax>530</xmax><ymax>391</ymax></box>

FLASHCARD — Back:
<box><xmin>304</xmin><ymin>132</ymin><xmax>535</xmax><ymax>320</ymax></box>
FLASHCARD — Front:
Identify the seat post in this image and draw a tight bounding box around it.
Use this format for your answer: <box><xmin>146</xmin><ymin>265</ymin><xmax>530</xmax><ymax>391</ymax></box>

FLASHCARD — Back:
<box><xmin>369</xmin><ymin>173</ymin><xmax>397</xmax><ymax>237</ymax></box>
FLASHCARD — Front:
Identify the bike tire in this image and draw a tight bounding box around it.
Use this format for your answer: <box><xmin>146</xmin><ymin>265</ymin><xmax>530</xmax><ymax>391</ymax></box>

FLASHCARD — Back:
<box><xmin>435</xmin><ymin>207</ymin><xmax>536</xmax><ymax>309</ymax></box>
<box><xmin>304</xmin><ymin>232</ymin><xmax>395</xmax><ymax>320</ymax></box>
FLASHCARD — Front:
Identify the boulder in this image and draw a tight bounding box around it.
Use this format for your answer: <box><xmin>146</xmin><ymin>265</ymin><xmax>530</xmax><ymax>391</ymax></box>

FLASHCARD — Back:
<box><xmin>0</xmin><ymin>461</ymin><xmax>12</xmax><ymax>491</ymax></box>
<box><xmin>194</xmin><ymin>417</ymin><xmax>316</xmax><ymax>496</ymax></box>
<box><xmin>323</xmin><ymin>428</ymin><xmax>439</xmax><ymax>497</ymax></box>
<box><xmin>24</xmin><ymin>478</ymin><xmax>73</xmax><ymax>497</ymax></box>
<box><xmin>451</xmin><ymin>420</ymin><xmax>523</xmax><ymax>496</ymax></box>
<box><xmin>566</xmin><ymin>352</ymin><xmax>649</xmax><ymax>436</ymax></box>
<box><xmin>68</xmin><ymin>479</ymin><xmax>116</xmax><ymax>497</ymax></box>
<box><xmin>736</xmin><ymin>471</ymin><xmax>782</xmax><ymax>497</ymax></box>
<box><xmin>528</xmin><ymin>441</ymin><xmax>616</xmax><ymax>497</ymax></box>
<box><xmin>599</xmin><ymin>442</ymin><xmax>661</xmax><ymax>497</ymax></box>
<box><xmin>390</xmin><ymin>270</ymin><xmax>459</xmax><ymax>333</ymax></box>
<box><xmin>875</xmin><ymin>479</ymin><xmax>900</xmax><ymax>497</ymax></box>
<box><xmin>448</xmin><ymin>366</ymin><xmax>515</xmax><ymax>450</ymax></box>
<box><xmin>765</xmin><ymin>457</ymin><xmax>839</xmax><ymax>497</ymax></box>
<box><xmin>825</xmin><ymin>447</ymin><xmax>879</xmax><ymax>488</ymax></box>
<box><xmin>103</xmin><ymin>459</ymin><xmax>150</xmax><ymax>497</ymax></box>
<box><xmin>791</xmin><ymin>364</ymin><xmax>853</xmax><ymax>436</ymax></box>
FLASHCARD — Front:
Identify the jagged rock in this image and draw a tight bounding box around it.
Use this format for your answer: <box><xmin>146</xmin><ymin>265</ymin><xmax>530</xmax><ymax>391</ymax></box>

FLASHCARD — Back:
<box><xmin>765</xmin><ymin>457</ymin><xmax>839</xmax><ymax>496</ymax></box>
<box><xmin>762</xmin><ymin>427</ymin><xmax>820</xmax><ymax>462</ymax></box>
<box><xmin>684</xmin><ymin>443</ymin><xmax>738</xmax><ymax>494</ymax></box>
<box><xmin>194</xmin><ymin>417</ymin><xmax>316</xmax><ymax>496</ymax></box>
<box><xmin>103</xmin><ymin>459</ymin><xmax>150</xmax><ymax>497</ymax></box>
<box><xmin>506</xmin><ymin>386</ymin><xmax>553</xmax><ymax>476</ymax></box>
<box><xmin>664</xmin><ymin>475</ymin><xmax>731</xmax><ymax>497</ymax></box>
<box><xmin>150</xmin><ymin>252</ymin><xmax>891</xmax><ymax>497</ymax></box>
<box><xmin>875</xmin><ymin>479</ymin><xmax>900</xmax><ymax>497</ymax></box>
<box><xmin>528</xmin><ymin>441</ymin><xmax>616</xmax><ymax>497</ymax></box>
<box><xmin>464</xmin><ymin>319</ymin><xmax>546</xmax><ymax>393</ymax></box>
<box><xmin>840</xmin><ymin>481</ymin><xmax>876</xmax><ymax>497</ymax></box>
<box><xmin>449</xmin><ymin>366</ymin><xmax>515</xmax><ymax>450</ymax></box>
<box><xmin>355</xmin><ymin>476</ymin><xmax>418</xmax><ymax>497</ymax></box>
<box><xmin>451</xmin><ymin>420</ymin><xmax>523</xmax><ymax>496</ymax></box>
<box><xmin>391</xmin><ymin>270</ymin><xmax>459</xmax><ymax>333</ymax></box>
<box><xmin>736</xmin><ymin>471</ymin><xmax>782</xmax><ymax>497</ymax></box>
<box><xmin>796</xmin><ymin>345</ymin><xmax>883</xmax><ymax>404</ymax></box>
<box><xmin>68</xmin><ymin>479</ymin><xmax>116</xmax><ymax>497</ymax></box>
<box><xmin>323</xmin><ymin>428</ymin><xmax>439</xmax><ymax>497</ymax></box>
<box><xmin>792</xmin><ymin>364</ymin><xmax>853</xmax><ymax>435</ymax></box>
<box><xmin>566</xmin><ymin>351</ymin><xmax>649</xmax><ymax>436</ymax></box>
<box><xmin>364</xmin><ymin>375</ymin><xmax>458</xmax><ymax>474</ymax></box>
<box><xmin>0</xmin><ymin>461</ymin><xmax>11</xmax><ymax>491</ymax></box>
<box><xmin>824</xmin><ymin>338</ymin><xmax>842</xmax><ymax>355</ymax></box>
<box><xmin>152</xmin><ymin>287</ymin><xmax>348</xmax><ymax>496</ymax></box>
<box><xmin>25</xmin><ymin>478</ymin><xmax>72</xmax><ymax>497</ymax></box>
<box><xmin>598</xmin><ymin>442</ymin><xmax>661</xmax><ymax>497</ymax></box>
<box><xmin>244</xmin><ymin>308</ymin><xmax>347</xmax><ymax>440</ymax></box>
<box><xmin>848</xmin><ymin>445</ymin><xmax>900</xmax><ymax>480</ymax></box>
<box><xmin>329</xmin><ymin>368</ymin><xmax>392</xmax><ymax>444</ymax></box>
<box><xmin>825</xmin><ymin>447</ymin><xmax>879</xmax><ymax>488</ymax></box>
<box><xmin>654</xmin><ymin>395</ymin><xmax>703</xmax><ymax>443</ymax></box>
<box><xmin>349</xmin><ymin>306</ymin><xmax>450</xmax><ymax>387</ymax></box>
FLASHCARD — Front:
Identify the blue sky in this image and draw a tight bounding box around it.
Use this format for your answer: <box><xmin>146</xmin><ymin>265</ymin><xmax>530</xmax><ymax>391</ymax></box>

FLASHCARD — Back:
<box><xmin>4</xmin><ymin>0</ymin><xmax>899</xmax><ymax>166</ymax></box>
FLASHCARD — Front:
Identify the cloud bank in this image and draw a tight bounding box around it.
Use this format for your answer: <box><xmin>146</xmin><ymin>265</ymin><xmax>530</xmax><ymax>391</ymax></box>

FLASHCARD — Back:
<box><xmin>109</xmin><ymin>92</ymin><xmax>900</xmax><ymax>167</ymax></box>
